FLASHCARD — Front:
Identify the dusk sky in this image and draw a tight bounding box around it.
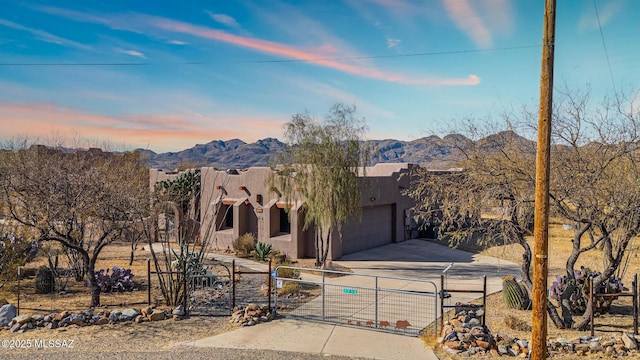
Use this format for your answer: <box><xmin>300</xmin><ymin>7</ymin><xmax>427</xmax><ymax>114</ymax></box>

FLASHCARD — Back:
<box><xmin>1</xmin><ymin>1</ymin><xmax>638</xmax><ymax>152</ymax></box>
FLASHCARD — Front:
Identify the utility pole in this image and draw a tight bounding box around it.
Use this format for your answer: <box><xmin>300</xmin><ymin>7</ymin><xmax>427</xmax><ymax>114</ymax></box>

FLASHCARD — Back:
<box><xmin>531</xmin><ymin>0</ymin><xmax>556</xmax><ymax>359</ymax></box>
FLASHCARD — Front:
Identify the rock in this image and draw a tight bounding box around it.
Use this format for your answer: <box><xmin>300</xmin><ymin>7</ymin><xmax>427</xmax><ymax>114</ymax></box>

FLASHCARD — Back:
<box><xmin>46</xmin><ymin>321</ymin><xmax>58</xmax><ymax>330</ymax></box>
<box><xmin>246</xmin><ymin>303</ymin><xmax>259</xmax><ymax>311</ymax></box>
<box><xmin>172</xmin><ymin>314</ymin><xmax>182</xmax><ymax>321</ymax></box>
<box><xmin>43</xmin><ymin>315</ymin><xmax>53</xmax><ymax>323</ymax></box>
<box><xmin>498</xmin><ymin>344</ymin><xmax>508</xmax><ymax>354</ymax></box>
<box><xmin>109</xmin><ymin>311</ymin><xmax>122</xmax><ymax>322</ymax></box>
<box><xmin>135</xmin><ymin>315</ymin><xmax>144</xmax><ymax>323</ymax></box>
<box><xmin>444</xmin><ymin>341</ymin><xmax>463</xmax><ymax>350</ymax></box>
<box><xmin>54</xmin><ymin>311</ymin><xmax>70</xmax><ymax>321</ymax></box>
<box><xmin>172</xmin><ymin>305</ymin><xmax>185</xmax><ymax>316</ymax></box>
<box><xmin>622</xmin><ymin>333</ymin><xmax>637</xmax><ymax>350</ymax></box>
<box><xmin>589</xmin><ymin>341</ymin><xmax>603</xmax><ymax>352</ymax></box>
<box><xmin>516</xmin><ymin>339</ymin><xmax>528</xmax><ymax>349</ymax></box>
<box><xmin>95</xmin><ymin>317</ymin><xmax>109</xmax><ymax>325</ymax></box>
<box><xmin>0</xmin><ymin>304</ymin><xmax>17</xmax><ymax>328</ymax></box>
<box><xmin>149</xmin><ymin>309</ymin><xmax>166</xmax><ymax>321</ymax></box>
<box><xmin>12</xmin><ymin>314</ymin><xmax>32</xmax><ymax>325</ymax></box>
<box><xmin>68</xmin><ymin>313</ymin><xmax>86</xmax><ymax>325</ymax></box>
<box><xmin>464</xmin><ymin>318</ymin><xmax>481</xmax><ymax>328</ymax></box>
<box><xmin>119</xmin><ymin>308</ymin><xmax>139</xmax><ymax>321</ymax></box>
<box><xmin>31</xmin><ymin>314</ymin><xmax>43</xmax><ymax>322</ymax></box>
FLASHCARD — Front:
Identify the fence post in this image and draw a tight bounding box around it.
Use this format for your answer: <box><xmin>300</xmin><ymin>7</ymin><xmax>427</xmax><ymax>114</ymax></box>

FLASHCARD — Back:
<box><xmin>182</xmin><ymin>257</ymin><xmax>187</xmax><ymax>315</ymax></box>
<box><xmin>440</xmin><ymin>274</ymin><xmax>444</xmax><ymax>327</ymax></box>
<box><xmin>273</xmin><ymin>266</ymin><xmax>278</xmax><ymax>315</ymax></box>
<box><xmin>322</xmin><ymin>270</ymin><xmax>326</xmax><ymax>321</ymax></box>
<box><xmin>17</xmin><ymin>266</ymin><xmax>21</xmax><ymax>316</ymax></box>
<box><xmin>375</xmin><ymin>276</ymin><xmax>379</xmax><ymax>328</ymax></box>
<box><xmin>482</xmin><ymin>275</ymin><xmax>487</xmax><ymax>325</ymax></box>
<box><xmin>268</xmin><ymin>261</ymin><xmax>272</xmax><ymax>313</ymax></box>
<box><xmin>232</xmin><ymin>259</ymin><xmax>236</xmax><ymax>309</ymax></box>
<box><xmin>634</xmin><ymin>273</ymin><xmax>638</xmax><ymax>336</ymax></box>
<box><xmin>590</xmin><ymin>278</ymin><xmax>595</xmax><ymax>337</ymax></box>
<box><xmin>147</xmin><ymin>259</ymin><xmax>151</xmax><ymax>306</ymax></box>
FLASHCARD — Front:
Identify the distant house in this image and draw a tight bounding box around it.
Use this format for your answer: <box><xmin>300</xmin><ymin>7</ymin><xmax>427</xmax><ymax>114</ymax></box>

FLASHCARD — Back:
<box><xmin>149</xmin><ymin>163</ymin><xmax>420</xmax><ymax>260</ymax></box>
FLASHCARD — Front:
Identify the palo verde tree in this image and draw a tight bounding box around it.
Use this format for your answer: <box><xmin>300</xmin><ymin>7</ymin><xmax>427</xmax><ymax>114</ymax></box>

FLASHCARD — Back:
<box><xmin>0</xmin><ymin>140</ymin><xmax>149</xmax><ymax>307</ymax></box>
<box><xmin>407</xmin><ymin>87</ymin><xmax>640</xmax><ymax>329</ymax></box>
<box><xmin>271</xmin><ymin>103</ymin><xmax>370</xmax><ymax>266</ymax></box>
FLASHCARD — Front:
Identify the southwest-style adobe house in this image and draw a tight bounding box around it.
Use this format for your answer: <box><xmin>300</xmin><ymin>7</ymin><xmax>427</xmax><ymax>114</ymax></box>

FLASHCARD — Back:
<box><xmin>150</xmin><ymin>163</ymin><xmax>419</xmax><ymax>260</ymax></box>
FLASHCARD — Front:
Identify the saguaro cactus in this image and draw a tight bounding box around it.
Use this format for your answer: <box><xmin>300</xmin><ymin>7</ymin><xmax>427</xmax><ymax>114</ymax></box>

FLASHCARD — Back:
<box><xmin>502</xmin><ymin>275</ymin><xmax>531</xmax><ymax>310</ymax></box>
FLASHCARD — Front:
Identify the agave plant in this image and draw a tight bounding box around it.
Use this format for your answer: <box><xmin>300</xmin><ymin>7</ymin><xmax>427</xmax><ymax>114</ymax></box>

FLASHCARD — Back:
<box><xmin>254</xmin><ymin>242</ymin><xmax>273</xmax><ymax>261</ymax></box>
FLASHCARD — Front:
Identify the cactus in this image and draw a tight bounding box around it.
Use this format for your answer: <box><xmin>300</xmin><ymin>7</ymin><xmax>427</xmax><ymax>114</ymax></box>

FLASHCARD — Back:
<box><xmin>35</xmin><ymin>267</ymin><xmax>55</xmax><ymax>294</ymax></box>
<box><xmin>502</xmin><ymin>275</ymin><xmax>531</xmax><ymax>310</ymax></box>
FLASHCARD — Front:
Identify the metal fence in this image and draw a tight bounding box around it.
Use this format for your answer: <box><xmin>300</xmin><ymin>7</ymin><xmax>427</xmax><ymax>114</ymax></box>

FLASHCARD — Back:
<box><xmin>273</xmin><ymin>266</ymin><xmax>438</xmax><ymax>337</ymax></box>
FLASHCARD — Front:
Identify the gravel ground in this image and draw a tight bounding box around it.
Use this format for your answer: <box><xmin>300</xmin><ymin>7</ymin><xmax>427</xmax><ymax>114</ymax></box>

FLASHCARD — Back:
<box><xmin>1</xmin><ymin>347</ymin><xmax>368</xmax><ymax>360</ymax></box>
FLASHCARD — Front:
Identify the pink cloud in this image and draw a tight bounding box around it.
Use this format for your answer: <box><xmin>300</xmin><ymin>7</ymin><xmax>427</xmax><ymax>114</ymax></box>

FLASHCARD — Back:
<box><xmin>149</xmin><ymin>17</ymin><xmax>478</xmax><ymax>86</ymax></box>
<box><xmin>0</xmin><ymin>102</ymin><xmax>285</xmax><ymax>152</ymax></box>
<box><xmin>442</xmin><ymin>0</ymin><xmax>492</xmax><ymax>48</ymax></box>
<box><xmin>33</xmin><ymin>5</ymin><xmax>480</xmax><ymax>86</ymax></box>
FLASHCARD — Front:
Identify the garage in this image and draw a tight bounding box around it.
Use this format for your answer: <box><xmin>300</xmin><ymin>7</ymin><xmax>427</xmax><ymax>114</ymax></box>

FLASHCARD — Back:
<box><xmin>340</xmin><ymin>204</ymin><xmax>395</xmax><ymax>255</ymax></box>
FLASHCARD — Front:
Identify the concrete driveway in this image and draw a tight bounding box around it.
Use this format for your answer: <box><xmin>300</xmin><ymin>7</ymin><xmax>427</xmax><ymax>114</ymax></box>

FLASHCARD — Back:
<box><xmin>334</xmin><ymin>239</ymin><xmax>522</xmax><ymax>300</ymax></box>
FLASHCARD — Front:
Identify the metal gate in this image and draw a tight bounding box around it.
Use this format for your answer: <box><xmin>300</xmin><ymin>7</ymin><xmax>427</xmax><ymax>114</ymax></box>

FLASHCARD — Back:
<box><xmin>187</xmin><ymin>260</ymin><xmax>233</xmax><ymax>316</ymax></box>
<box><xmin>273</xmin><ymin>266</ymin><xmax>438</xmax><ymax>336</ymax></box>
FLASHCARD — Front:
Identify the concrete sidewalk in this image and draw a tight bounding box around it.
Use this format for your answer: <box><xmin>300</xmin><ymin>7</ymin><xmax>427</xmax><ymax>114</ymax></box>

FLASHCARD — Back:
<box><xmin>183</xmin><ymin>317</ymin><xmax>438</xmax><ymax>360</ymax></box>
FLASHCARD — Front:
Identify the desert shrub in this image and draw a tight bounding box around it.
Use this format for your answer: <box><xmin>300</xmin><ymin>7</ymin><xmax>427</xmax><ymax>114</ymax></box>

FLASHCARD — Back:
<box><xmin>233</xmin><ymin>233</ymin><xmax>256</xmax><ymax>256</ymax></box>
<box><xmin>504</xmin><ymin>315</ymin><xmax>532</xmax><ymax>331</ymax></box>
<box><xmin>278</xmin><ymin>281</ymin><xmax>300</xmax><ymax>296</ymax></box>
<box><xmin>35</xmin><ymin>267</ymin><xmax>55</xmax><ymax>294</ymax></box>
<box><xmin>254</xmin><ymin>242</ymin><xmax>273</xmax><ymax>261</ymax></box>
<box><xmin>550</xmin><ymin>266</ymin><xmax>623</xmax><ymax>315</ymax></box>
<box><xmin>92</xmin><ymin>266</ymin><xmax>136</xmax><ymax>293</ymax></box>
<box><xmin>276</xmin><ymin>262</ymin><xmax>300</xmax><ymax>279</ymax></box>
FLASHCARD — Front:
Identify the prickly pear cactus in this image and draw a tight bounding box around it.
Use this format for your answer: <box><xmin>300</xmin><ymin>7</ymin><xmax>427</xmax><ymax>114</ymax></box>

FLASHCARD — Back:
<box><xmin>35</xmin><ymin>267</ymin><xmax>55</xmax><ymax>294</ymax></box>
<box><xmin>502</xmin><ymin>275</ymin><xmax>531</xmax><ymax>310</ymax></box>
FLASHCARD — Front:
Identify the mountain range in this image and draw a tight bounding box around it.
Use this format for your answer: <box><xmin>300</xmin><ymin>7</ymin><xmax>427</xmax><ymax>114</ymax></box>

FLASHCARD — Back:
<box><xmin>139</xmin><ymin>132</ymin><xmax>526</xmax><ymax>170</ymax></box>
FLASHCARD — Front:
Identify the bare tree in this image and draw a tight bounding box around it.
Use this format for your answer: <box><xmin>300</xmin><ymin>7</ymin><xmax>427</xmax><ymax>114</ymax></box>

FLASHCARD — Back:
<box><xmin>271</xmin><ymin>103</ymin><xmax>370</xmax><ymax>266</ymax></box>
<box><xmin>407</xmin><ymin>88</ymin><xmax>640</xmax><ymax>329</ymax></box>
<box><xmin>0</xmin><ymin>141</ymin><xmax>149</xmax><ymax>307</ymax></box>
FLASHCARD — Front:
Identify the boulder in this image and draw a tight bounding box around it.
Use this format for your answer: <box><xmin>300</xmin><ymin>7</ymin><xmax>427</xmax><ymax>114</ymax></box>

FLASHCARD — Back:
<box><xmin>118</xmin><ymin>308</ymin><xmax>139</xmax><ymax>322</ymax></box>
<box><xmin>0</xmin><ymin>304</ymin><xmax>17</xmax><ymax>328</ymax></box>
<box><xmin>622</xmin><ymin>333</ymin><xmax>637</xmax><ymax>350</ymax></box>
<box><xmin>68</xmin><ymin>313</ymin><xmax>86</xmax><ymax>325</ymax></box>
<box><xmin>54</xmin><ymin>311</ymin><xmax>70</xmax><ymax>321</ymax></box>
<box><xmin>12</xmin><ymin>314</ymin><xmax>32</xmax><ymax>325</ymax></box>
<box><xmin>109</xmin><ymin>311</ymin><xmax>122</xmax><ymax>322</ymax></box>
<box><xmin>149</xmin><ymin>309</ymin><xmax>166</xmax><ymax>321</ymax></box>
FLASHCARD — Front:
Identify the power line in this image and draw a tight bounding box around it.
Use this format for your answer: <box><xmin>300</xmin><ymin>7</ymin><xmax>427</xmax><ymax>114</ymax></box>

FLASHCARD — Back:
<box><xmin>0</xmin><ymin>44</ymin><xmax>541</xmax><ymax>67</ymax></box>
<box><xmin>593</xmin><ymin>0</ymin><xmax>617</xmax><ymax>91</ymax></box>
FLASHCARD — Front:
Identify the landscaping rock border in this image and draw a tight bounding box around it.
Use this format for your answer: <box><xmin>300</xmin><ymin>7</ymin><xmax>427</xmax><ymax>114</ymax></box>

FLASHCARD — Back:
<box><xmin>229</xmin><ymin>303</ymin><xmax>274</xmax><ymax>327</ymax></box>
<box><xmin>440</xmin><ymin>308</ymin><xmax>640</xmax><ymax>357</ymax></box>
<box><xmin>0</xmin><ymin>303</ymin><xmax>183</xmax><ymax>334</ymax></box>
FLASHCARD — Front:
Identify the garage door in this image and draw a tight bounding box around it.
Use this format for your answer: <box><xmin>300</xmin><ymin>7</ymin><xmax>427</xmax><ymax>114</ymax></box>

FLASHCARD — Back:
<box><xmin>341</xmin><ymin>205</ymin><xmax>393</xmax><ymax>255</ymax></box>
